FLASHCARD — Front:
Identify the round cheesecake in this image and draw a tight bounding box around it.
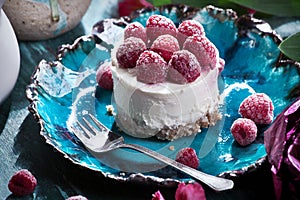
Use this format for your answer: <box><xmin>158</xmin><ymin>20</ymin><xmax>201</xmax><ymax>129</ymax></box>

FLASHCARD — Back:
<box><xmin>109</xmin><ymin>15</ymin><xmax>223</xmax><ymax>140</ymax></box>
<box><xmin>111</xmin><ymin>65</ymin><xmax>221</xmax><ymax>140</ymax></box>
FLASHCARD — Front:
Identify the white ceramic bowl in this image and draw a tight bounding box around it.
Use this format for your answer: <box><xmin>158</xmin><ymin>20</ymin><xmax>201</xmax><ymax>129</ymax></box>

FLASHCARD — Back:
<box><xmin>0</xmin><ymin>9</ymin><xmax>20</xmax><ymax>103</ymax></box>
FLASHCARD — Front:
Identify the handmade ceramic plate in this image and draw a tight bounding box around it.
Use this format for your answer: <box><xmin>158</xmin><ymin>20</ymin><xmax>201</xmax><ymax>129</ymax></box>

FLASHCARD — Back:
<box><xmin>27</xmin><ymin>5</ymin><xmax>299</xmax><ymax>185</ymax></box>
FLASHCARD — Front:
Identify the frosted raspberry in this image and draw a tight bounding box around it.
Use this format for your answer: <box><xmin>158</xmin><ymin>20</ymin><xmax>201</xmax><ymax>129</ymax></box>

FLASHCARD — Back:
<box><xmin>177</xmin><ymin>20</ymin><xmax>205</xmax><ymax>46</ymax></box>
<box><xmin>8</xmin><ymin>169</ymin><xmax>37</xmax><ymax>196</ymax></box>
<box><xmin>124</xmin><ymin>22</ymin><xmax>147</xmax><ymax>43</ymax></box>
<box><xmin>168</xmin><ymin>50</ymin><xmax>201</xmax><ymax>83</ymax></box>
<box><xmin>96</xmin><ymin>62</ymin><xmax>113</xmax><ymax>90</ymax></box>
<box><xmin>150</xmin><ymin>34</ymin><xmax>180</xmax><ymax>62</ymax></box>
<box><xmin>175</xmin><ymin>147</ymin><xmax>199</xmax><ymax>169</ymax></box>
<box><xmin>152</xmin><ymin>190</ymin><xmax>165</xmax><ymax>200</ymax></box>
<box><xmin>116</xmin><ymin>37</ymin><xmax>146</xmax><ymax>68</ymax></box>
<box><xmin>239</xmin><ymin>93</ymin><xmax>274</xmax><ymax>124</ymax></box>
<box><xmin>183</xmin><ymin>35</ymin><xmax>219</xmax><ymax>70</ymax></box>
<box><xmin>218</xmin><ymin>58</ymin><xmax>225</xmax><ymax>73</ymax></box>
<box><xmin>66</xmin><ymin>195</ymin><xmax>88</xmax><ymax>200</ymax></box>
<box><xmin>136</xmin><ymin>50</ymin><xmax>168</xmax><ymax>84</ymax></box>
<box><xmin>175</xmin><ymin>182</ymin><xmax>206</xmax><ymax>200</ymax></box>
<box><xmin>230</xmin><ymin>118</ymin><xmax>258</xmax><ymax>146</ymax></box>
<box><xmin>146</xmin><ymin>15</ymin><xmax>177</xmax><ymax>43</ymax></box>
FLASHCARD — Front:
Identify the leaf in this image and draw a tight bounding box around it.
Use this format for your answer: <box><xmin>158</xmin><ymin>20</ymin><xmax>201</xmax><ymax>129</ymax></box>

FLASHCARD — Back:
<box><xmin>279</xmin><ymin>32</ymin><xmax>300</xmax><ymax>62</ymax></box>
<box><xmin>229</xmin><ymin>0</ymin><xmax>300</xmax><ymax>16</ymax></box>
<box><xmin>153</xmin><ymin>0</ymin><xmax>172</xmax><ymax>6</ymax></box>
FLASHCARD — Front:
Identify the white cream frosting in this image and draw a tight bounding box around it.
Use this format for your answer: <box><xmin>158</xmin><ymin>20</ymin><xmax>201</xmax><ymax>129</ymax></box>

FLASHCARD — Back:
<box><xmin>111</xmin><ymin>65</ymin><xmax>220</xmax><ymax>139</ymax></box>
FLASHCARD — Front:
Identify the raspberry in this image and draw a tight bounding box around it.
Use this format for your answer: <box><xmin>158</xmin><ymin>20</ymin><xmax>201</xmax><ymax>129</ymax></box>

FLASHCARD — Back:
<box><xmin>150</xmin><ymin>34</ymin><xmax>180</xmax><ymax>62</ymax></box>
<box><xmin>124</xmin><ymin>22</ymin><xmax>147</xmax><ymax>43</ymax></box>
<box><xmin>168</xmin><ymin>50</ymin><xmax>201</xmax><ymax>83</ymax></box>
<box><xmin>136</xmin><ymin>50</ymin><xmax>168</xmax><ymax>84</ymax></box>
<box><xmin>175</xmin><ymin>147</ymin><xmax>199</xmax><ymax>169</ymax></box>
<box><xmin>239</xmin><ymin>93</ymin><xmax>274</xmax><ymax>124</ymax></box>
<box><xmin>230</xmin><ymin>118</ymin><xmax>258</xmax><ymax>146</ymax></box>
<box><xmin>8</xmin><ymin>169</ymin><xmax>37</xmax><ymax>196</ymax></box>
<box><xmin>66</xmin><ymin>195</ymin><xmax>88</xmax><ymax>200</ymax></box>
<box><xmin>146</xmin><ymin>15</ymin><xmax>177</xmax><ymax>43</ymax></box>
<box><xmin>183</xmin><ymin>35</ymin><xmax>219</xmax><ymax>70</ymax></box>
<box><xmin>177</xmin><ymin>20</ymin><xmax>205</xmax><ymax>46</ymax></box>
<box><xmin>218</xmin><ymin>58</ymin><xmax>225</xmax><ymax>73</ymax></box>
<box><xmin>116</xmin><ymin>37</ymin><xmax>146</xmax><ymax>68</ymax></box>
<box><xmin>96</xmin><ymin>62</ymin><xmax>113</xmax><ymax>90</ymax></box>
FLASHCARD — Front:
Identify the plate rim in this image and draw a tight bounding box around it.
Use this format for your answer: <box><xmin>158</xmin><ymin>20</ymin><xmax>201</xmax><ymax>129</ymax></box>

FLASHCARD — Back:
<box><xmin>26</xmin><ymin>4</ymin><xmax>299</xmax><ymax>186</ymax></box>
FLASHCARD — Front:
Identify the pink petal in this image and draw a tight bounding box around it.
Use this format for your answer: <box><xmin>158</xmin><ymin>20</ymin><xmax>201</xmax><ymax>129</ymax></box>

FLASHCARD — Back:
<box><xmin>118</xmin><ymin>0</ymin><xmax>153</xmax><ymax>17</ymax></box>
<box><xmin>175</xmin><ymin>182</ymin><xmax>206</xmax><ymax>200</ymax></box>
<box><xmin>152</xmin><ymin>190</ymin><xmax>165</xmax><ymax>200</ymax></box>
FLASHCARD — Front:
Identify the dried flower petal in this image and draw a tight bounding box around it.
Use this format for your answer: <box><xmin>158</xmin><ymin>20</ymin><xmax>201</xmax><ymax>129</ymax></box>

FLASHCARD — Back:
<box><xmin>175</xmin><ymin>182</ymin><xmax>206</xmax><ymax>200</ymax></box>
<box><xmin>152</xmin><ymin>190</ymin><xmax>165</xmax><ymax>200</ymax></box>
<box><xmin>264</xmin><ymin>97</ymin><xmax>300</xmax><ymax>199</ymax></box>
<box><xmin>118</xmin><ymin>0</ymin><xmax>153</xmax><ymax>17</ymax></box>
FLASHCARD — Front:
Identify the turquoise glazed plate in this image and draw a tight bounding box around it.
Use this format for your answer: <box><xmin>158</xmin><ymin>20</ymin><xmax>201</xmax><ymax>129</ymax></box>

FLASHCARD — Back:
<box><xmin>27</xmin><ymin>5</ymin><xmax>300</xmax><ymax>185</ymax></box>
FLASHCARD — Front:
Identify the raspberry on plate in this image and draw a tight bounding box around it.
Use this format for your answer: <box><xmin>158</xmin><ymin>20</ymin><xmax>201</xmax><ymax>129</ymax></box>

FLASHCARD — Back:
<box><xmin>96</xmin><ymin>62</ymin><xmax>113</xmax><ymax>90</ymax></box>
<box><xmin>146</xmin><ymin>15</ymin><xmax>177</xmax><ymax>43</ymax></box>
<box><xmin>150</xmin><ymin>34</ymin><xmax>180</xmax><ymax>62</ymax></box>
<box><xmin>183</xmin><ymin>35</ymin><xmax>219</xmax><ymax>70</ymax></box>
<box><xmin>136</xmin><ymin>50</ymin><xmax>168</xmax><ymax>84</ymax></box>
<box><xmin>175</xmin><ymin>147</ymin><xmax>199</xmax><ymax>169</ymax></box>
<box><xmin>8</xmin><ymin>169</ymin><xmax>37</xmax><ymax>196</ymax></box>
<box><xmin>168</xmin><ymin>50</ymin><xmax>201</xmax><ymax>83</ymax></box>
<box><xmin>239</xmin><ymin>93</ymin><xmax>274</xmax><ymax>124</ymax></box>
<box><xmin>124</xmin><ymin>22</ymin><xmax>147</xmax><ymax>43</ymax></box>
<box><xmin>230</xmin><ymin>118</ymin><xmax>258</xmax><ymax>146</ymax></box>
<box><xmin>177</xmin><ymin>19</ymin><xmax>205</xmax><ymax>46</ymax></box>
<box><xmin>116</xmin><ymin>37</ymin><xmax>146</xmax><ymax>68</ymax></box>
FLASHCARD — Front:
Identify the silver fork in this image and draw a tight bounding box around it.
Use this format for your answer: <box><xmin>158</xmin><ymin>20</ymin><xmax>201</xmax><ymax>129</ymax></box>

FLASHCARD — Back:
<box><xmin>71</xmin><ymin>114</ymin><xmax>234</xmax><ymax>191</ymax></box>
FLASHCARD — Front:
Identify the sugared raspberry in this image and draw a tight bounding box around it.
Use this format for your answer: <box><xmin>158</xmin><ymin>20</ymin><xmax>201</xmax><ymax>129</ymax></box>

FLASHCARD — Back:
<box><xmin>239</xmin><ymin>93</ymin><xmax>274</xmax><ymax>124</ymax></box>
<box><xmin>136</xmin><ymin>50</ymin><xmax>168</xmax><ymax>84</ymax></box>
<box><xmin>124</xmin><ymin>22</ymin><xmax>147</xmax><ymax>43</ymax></box>
<box><xmin>183</xmin><ymin>35</ymin><xmax>219</xmax><ymax>70</ymax></box>
<box><xmin>146</xmin><ymin>15</ymin><xmax>177</xmax><ymax>43</ymax></box>
<box><xmin>230</xmin><ymin>118</ymin><xmax>258</xmax><ymax>146</ymax></box>
<box><xmin>116</xmin><ymin>37</ymin><xmax>146</xmax><ymax>68</ymax></box>
<box><xmin>175</xmin><ymin>147</ymin><xmax>199</xmax><ymax>169</ymax></box>
<box><xmin>218</xmin><ymin>58</ymin><xmax>225</xmax><ymax>73</ymax></box>
<box><xmin>8</xmin><ymin>169</ymin><xmax>37</xmax><ymax>196</ymax></box>
<box><xmin>177</xmin><ymin>20</ymin><xmax>205</xmax><ymax>46</ymax></box>
<box><xmin>150</xmin><ymin>34</ymin><xmax>180</xmax><ymax>62</ymax></box>
<box><xmin>66</xmin><ymin>195</ymin><xmax>88</xmax><ymax>200</ymax></box>
<box><xmin>168</xmin><ymin>50</ymin><xmax>201</xmax><ymax>83</ymax></box>
<box><xmin>96</xmin><ymin>62</ymin><xmax>113</xmax><ymax>90</ymax></box>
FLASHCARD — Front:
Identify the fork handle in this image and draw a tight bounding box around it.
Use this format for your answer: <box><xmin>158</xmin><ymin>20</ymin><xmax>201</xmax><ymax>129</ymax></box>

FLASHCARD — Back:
<box><xmin>120</xmin><ymin>143</ymin><xmax>234</xmax><ymax>191</ymax></box>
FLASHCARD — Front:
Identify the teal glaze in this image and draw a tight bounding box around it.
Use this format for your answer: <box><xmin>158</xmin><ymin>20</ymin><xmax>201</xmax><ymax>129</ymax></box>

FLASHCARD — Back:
<box><xmin>28</xmin><ymin>5</ymin><xmax>300</xmax><ymax>183</ymax></box>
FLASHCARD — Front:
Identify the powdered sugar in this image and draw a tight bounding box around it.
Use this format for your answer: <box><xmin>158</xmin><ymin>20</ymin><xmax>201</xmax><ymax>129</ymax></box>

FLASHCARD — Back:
<box><xmin>239</xmin><ymin>93</ymin><xmax>274</xmax><ymax>124</ymax></box>
<box><xmin>177</xmin><ymin>19</ymin><xmax>205</xmax><ymax>46</ymax></box>
<box><xmin>124</xmin><ymin>21</ymin><xmax>147</xmax><ymax>43</ymax></box>
<box><xmin>183</xmin><ymin>35</ymin><xmax>219</xmax><ymax>70</ymax></box>
<box><xmin>230</xmin><ymin>118</ymin><xmax>258</xmax><ymax>146</ymax></box>
<box><xmin>168</xmin><ymin>50</ymin><xmax>201</xmax><ymax>83</ymax></box>
<box><xmin>146</xmin><ymin>15</ymin><xmax>177</xmax><ymax>43</ymax></box>
<box><xmin>150</xmin><ymin>34</ymin><xmax>180</xmax><ymax>62</ymax></box>
<box><xmin>136</xmin><ymin>50</ymin><xmax>168</xmax><ymax>84</ymax></box>
<box><xmin>116</xmin><ymin>37</ymin><xmax>146</xmax><ymax>68</ymax></box>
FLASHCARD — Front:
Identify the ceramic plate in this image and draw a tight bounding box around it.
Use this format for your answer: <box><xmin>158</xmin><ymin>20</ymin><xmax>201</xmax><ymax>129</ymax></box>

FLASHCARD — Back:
<box><xmin>26</xmin><ymin>5</ymin><xmax>299</xmax><ymax>185</ymax></box>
